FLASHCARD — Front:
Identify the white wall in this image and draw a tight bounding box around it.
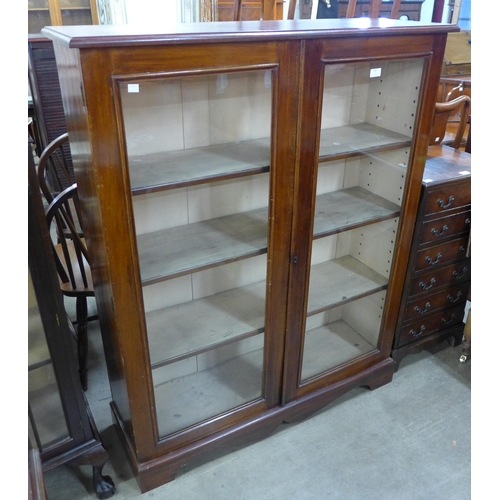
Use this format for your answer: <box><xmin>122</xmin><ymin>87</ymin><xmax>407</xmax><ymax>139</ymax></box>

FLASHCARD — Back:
<box><xmin>124</xmin><ymin>0</ymin><xmax>180</xmax><ymax>24</ymax></box>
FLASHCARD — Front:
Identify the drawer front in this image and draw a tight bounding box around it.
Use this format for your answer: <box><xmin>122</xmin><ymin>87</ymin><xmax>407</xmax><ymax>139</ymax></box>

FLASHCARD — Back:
<box><xmin>408</xmin><ymin>260</ymin><xmax>470</xmax><ymax>297</ymax></box>
<box><xmin>420</xmin><ymin>210</ymin><xmax>471</xmax><ymax>244</ymax></box>
<box><xmin>403</xmin><ymin>282</ymin><xmax>469</xmax><ymax>321</ymax></box>
<box><xmin>423</xmin><ymin>181</ymin><xmax>470</xmax><ymax>216</ymax></box>
<box><xmin>415</xmin><ymin>235</ymin><xmax>469</xmax><ymax>272</ymax></box>
<box><xmin>398</xmin><ymin>304</ymin><xmax>465</xmax><ymax>346</ymax></box>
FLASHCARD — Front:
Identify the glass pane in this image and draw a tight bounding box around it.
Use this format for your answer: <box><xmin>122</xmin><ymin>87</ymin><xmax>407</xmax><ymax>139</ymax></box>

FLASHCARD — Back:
<box><xmin>302</xmin><ymin>291</ymin><xmax>386</xmax><ymax>381</ymax></box>
<box><xmin>61</xmin><ymin>9</ymin><xmax>92</xmax><ymax>25</ymax></box>
<box><xmin>319</xmin><ymin>59</ymin><xmax>424</xmax><ymax>158</ymax></box>
<box><xmin>28</xmin><ymin>10</ymin><xmax>51</xmax><ymax>33</ymax></box>
<box><xmin>119</xmin><ymin>70</ymin><xmax>272</xmax><ymax>436</ymax></box>
<box><xmin>28</xmin><ymin>272</ymin><xmax>69</xmax><ymax>448</ymax></box>
<box><xmin>60</xmin><ymin>0</ymin><xmax>91</xmax><ymax>7</ymax></box>
<box><xmin>301</xmin><ymin>58</ymin><xmax>424</xmax><ymax>382</ymax></box>
<box><xmin>28</xmin><ymin>0</ymin><xmax>49</xmax><ymax>7</ymax></box>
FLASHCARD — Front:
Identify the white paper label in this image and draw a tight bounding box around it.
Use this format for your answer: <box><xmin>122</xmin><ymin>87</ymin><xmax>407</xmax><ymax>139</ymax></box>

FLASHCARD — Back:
<box><xmin>370</xmin><ymin>68</ymin><xmax>382</xmax><ymax>78</ymax></box>
<box><xmin>463</xmin><ymin>300</ymin><xmax>471</xmax><ymax>323</ymax></box>
<box><xmin>128</xmin><ymin>83</ymin><xmax>140</xmax><ymax>93</ymax></box>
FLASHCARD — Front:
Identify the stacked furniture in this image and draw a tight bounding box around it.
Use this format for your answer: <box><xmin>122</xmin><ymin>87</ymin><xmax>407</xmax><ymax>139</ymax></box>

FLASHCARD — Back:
<box><xmin>28</xmin><ymin>35</ymin><xmax>73</xmax><ymax>173</ymax></box>
<box><xmin>337</xmin><ymin>0</ymin><xmax>423</xmax><ymax>19</ymax></box>
<box><xmin>392</xmin><ymin>145</ymin><xmax>471</xmax><ymax>367</ymax></box>
<box><xmin>43</xmin><ymin>19</ymin><xmax>457</xmax><ymax>493</ymax></box>
<box><xmin>28</xmin><ymin>0</ymin><xmax>98</xmax><ymax>34</ymax></box>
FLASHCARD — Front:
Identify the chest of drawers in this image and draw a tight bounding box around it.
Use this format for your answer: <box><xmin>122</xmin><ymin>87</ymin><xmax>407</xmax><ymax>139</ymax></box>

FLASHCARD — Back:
<box><xmin>392</xmin><ymin>145</ymin><xmax>471</xmax><ymax>368</ymax></box>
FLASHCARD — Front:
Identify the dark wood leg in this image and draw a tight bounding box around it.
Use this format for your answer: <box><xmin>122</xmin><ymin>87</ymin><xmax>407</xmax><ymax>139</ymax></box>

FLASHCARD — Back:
<box><xmin>93</xmin><ymin>463</ymin><xmax>116</xmax><ymax>500</ymax></box>
<box><xmin>76</xmin><ymin>296</ymin><xmax>89</xmax><ymax>391</ymax></box>
<box><xmin>67</xmin><ymin>441</ymin><xmax>116</xmax><ymax>499</ymax></box>
<box><xmin>459</xmin><ymin>308</ymin><xmax>471</xmax><ymax>363</ymax></box>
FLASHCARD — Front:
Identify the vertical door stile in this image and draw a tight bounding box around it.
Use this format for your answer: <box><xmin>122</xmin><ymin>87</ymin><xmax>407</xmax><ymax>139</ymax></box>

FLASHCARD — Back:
<box><xmin>264</xmin><ymin>40</ymin><xmax>304</xmax><ymax>407</ymax></box>
<box><xmin>80</xmin><ymin>48</ymin><xmax>161</xmax><ymax>458</ymax></box>
<box><xmin>282</xmin><ymin>39</ymin><xmax>324</xmax><ymax>405</ymax></box>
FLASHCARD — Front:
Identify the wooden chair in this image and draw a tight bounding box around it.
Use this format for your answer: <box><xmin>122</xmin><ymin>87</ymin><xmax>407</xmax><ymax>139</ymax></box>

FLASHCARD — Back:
<box><xmin>429</xmin><ymin>95</ymin><xmax>471</xmax><ymax>149</ymax></box>
<box><xmin>288</xmin><ymin>0</ymin><xmax>402</xmax><ymax>20</ymax></box>
<box><xmin>231</xmin><ymin>0</ymin><xmax>278</xmax><ymax>20</ymax></box>
<box><xmin>37</xmin><ymin>132</ymin><xmax>74</xmax><ymax>205</ymax></box>
<box><xmin>45</xmin><ymin>183</ymin><xmax>94</xmax><ymax>391</ymax></box>
<box><xmin>345</xmin><ymin>0</ymin><xmax>401</xmax><ymax>18</ymax></box>
<box><xmin>38</xmin><ymin>132</ymin><xmax>84</xmax><ymax>241</ymax></box>
<box><xmin>233</xmin><ymin>0</ymin><xmax>243</xmax><ymax>20</ymax></box>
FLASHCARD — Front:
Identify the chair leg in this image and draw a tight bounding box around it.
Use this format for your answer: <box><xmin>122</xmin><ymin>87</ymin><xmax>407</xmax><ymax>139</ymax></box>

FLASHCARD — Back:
<box><xmin>76</xmin><ymin>296</ymin><xmax>89</xmax><ymax>391</ymax></box>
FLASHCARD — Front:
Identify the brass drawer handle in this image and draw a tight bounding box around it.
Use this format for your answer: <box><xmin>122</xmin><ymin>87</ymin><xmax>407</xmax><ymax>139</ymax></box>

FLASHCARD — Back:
<box><xmin>419</xmin><ymin>278</ymin><xmax>436</xmax><ymax>291</ymax></box>
<box><xmin>414</xmin><ymin>302</ymin><xmax>431</xmax><ymax>315</ymax></box>
<box><xmin>437</xmin><ymin>195</ymin><xmax>454</xmax><ymax>209</ymax></box>
<box><xmin>441</xmin><ymin>313</ymin><xmax>458</xmax><ymax>326</ymax></box>
<box><xmin>447</xmin><ymin>291</ymin><xmax>463</xmax><ymax>303</ymax></box>
<box><xmin>425</xmin><ymin>253</ymin><xmax>442</xmax><ymax>266</ymax></box>
<box><xmin>431</xmin><ymin>225</ymin><xmax>449</xmax><ymax>237</ymax></box>
<box><xmin>453</xmin><ymin>266</ymin><xmax>469</xmax><ymax>280</ymax></box>
<box><xmin>410</xmin><ymin>325</ymin><xmax>426</xmax><ymax>338</ymax></box>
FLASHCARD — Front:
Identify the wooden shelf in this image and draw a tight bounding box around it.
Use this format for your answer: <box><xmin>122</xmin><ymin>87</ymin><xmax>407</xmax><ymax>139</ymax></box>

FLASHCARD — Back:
<box><xmin>148</xmin><ymin>280</ymin><xmax>266</xmax><ymax>367</ymax></box>
<box><xmin>319</xmin><ymin>123</ymin><xmax>412</xmax><ymax>162</ymax></box>
<box><xmin>147</xmin><ymin>254</ymin><xmax>387</xmax><ymax>368</ymax></box>
<box><xmin>301</xmin><ymin>319</ymin><xmax>376</xmax><ymax>381</ymax></box>
<box><xmin>307</xmin><ymin>256</ymin><xmax>388</xmax><ymax>316</ymax></box>
<box><xmin>137</xmin><ymin>205</ymin><xmax>269</xmax><ymax>285</ymax></box>
<box><xmin>153</xmin><ymin>315</ymin><xmax>379</xmax><ymax>436</ymax></box>
<box><xmin>137</xmin><ymin>186</ymin><xmax>399</xmax><ymax>286</ymax></box>
<box><xmin>313</xmin><ymin>187</ymin><xmax>400</xmax><ymax>238</ymax></box>
<box><xmin>129</xmin><ymin>138</ymin><xmax>270</xmax><ymax>195</ymax></box>
<box><xmin>153</xmin><ymin>347</ymin><xmax>264</xmax><ymax>437</ymax></box>
<box><xmin>128</xmin><ymin>123</ymin><xmax>410</xmax><ymax>195</ymax></box>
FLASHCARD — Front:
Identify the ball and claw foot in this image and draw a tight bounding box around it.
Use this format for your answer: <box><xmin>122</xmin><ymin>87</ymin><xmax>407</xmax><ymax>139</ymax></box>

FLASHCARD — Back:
<box><xmin>94</xmin><ymin>467</ymin><xmax>116</xmax><ymax>499</ymax></box>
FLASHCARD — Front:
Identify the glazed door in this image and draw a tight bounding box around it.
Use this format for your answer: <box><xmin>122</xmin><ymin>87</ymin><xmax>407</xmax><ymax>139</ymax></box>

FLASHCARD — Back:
<box><xmin>28</xmin><ymin>153</ymin><xmax>93</xmax><ymax>461</ymax></box>
<box><xmin>28</xmin><ymin>270</ymin><xmax>72</xmax><ymax>454</ymax></box>
<box><xmin>113</xmin><ymin>42</ymin><xmax>299</xmax><ymax>447</ymax></box>
<box><xmin>284</xmin><ymin>37</ymin><xmax>430</xmax><ymax>401</ymax></box>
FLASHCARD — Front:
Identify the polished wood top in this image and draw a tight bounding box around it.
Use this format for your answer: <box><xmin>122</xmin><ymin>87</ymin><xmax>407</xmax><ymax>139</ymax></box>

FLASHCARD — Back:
<box><xmin>423</xmin><ymin>145</ymin><xmax>471</xmax><ymax>185</ymax></box>
<box><xmin>42</xmin><ymin>18</ymin><xmax>459</xmax><ymax>48</ymax></box>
